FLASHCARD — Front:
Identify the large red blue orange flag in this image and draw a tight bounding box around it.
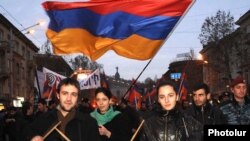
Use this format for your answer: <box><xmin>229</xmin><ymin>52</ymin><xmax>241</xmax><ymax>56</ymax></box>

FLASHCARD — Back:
<box><xmin>42</xmin><ymin>0</ymin><xmax>194</xmax><ymax>61</ymax></box>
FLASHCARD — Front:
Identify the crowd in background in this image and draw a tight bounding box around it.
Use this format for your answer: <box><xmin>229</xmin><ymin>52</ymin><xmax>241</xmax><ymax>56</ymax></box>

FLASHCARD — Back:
<box><xmin>0</xmin><ymin>75</ymin><xmax>249</xmax><ymax>141</ymax></box>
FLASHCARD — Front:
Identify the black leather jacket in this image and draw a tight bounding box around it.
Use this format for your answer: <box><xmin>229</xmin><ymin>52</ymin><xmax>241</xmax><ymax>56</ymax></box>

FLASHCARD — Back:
<box><xmin>140</xmin><ymin>107</ymin><xmax>203</xmax><ymax>141</ymax></box>
<box><xmin>185</xmin><ymin>102</ymin><xmax>227</xmax><ymax>125</ymax></box>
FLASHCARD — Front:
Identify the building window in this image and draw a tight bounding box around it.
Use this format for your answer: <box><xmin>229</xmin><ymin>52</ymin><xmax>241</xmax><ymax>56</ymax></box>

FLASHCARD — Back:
<box><xmin>7</xmin><ymin>34</ymin><xmax>11</xmax><ymax>40</ymax></box>
<box><xmin>17</xmin><ymin>42</ymin><xmax>20</xmax><ymax>54</ymax></box>
<box><xmin>16</xmin><ymin>84</ymin><xmax>20</xmax><ymax>96</ymax></box>
<box><xmin>12</xmin><ymin>41</ymin><xmax>21</xmax><ymax>54</ymax></box>
<box><xmin>22</xmin><ymin>66</ymin><xmax>25</xmax><ymax>79</ymax></box>
<box><xmin>30</xmin><ymin>52</ymin><xmax>33</xmax><ymax>60</ymax></box>
<box><xmin>0</xmin><ymin>29</ymin><xmax>3</xmax><ymax>40</ymax></box>
<box><xmin>12</xmin><ymin>40</ymin><xmax>18</xmax><ymax>52</ymax></box>
<box><xmin>16</xmin><ymin>63</ymin><xmax>20</xmax><ymax>73</ymax></box>
<box><xmin>22</xmin><ymin>46</ymin><xmax>25</xmax><ymax>56</ymax></box>
<box><xmin>27</xmin><ymin>70</ymin><xmax>29</xmax><ymax>83</ymax></box>
<box><xmin>8</xmin><ymin>79</ymin><xmax>11</xmax><ymax>91</ymax></box>
<box><xmin>246</xmin><ymin>25</ymin><xmax>250</xmax><ymax>34</ymax></box>
<box><xmin>27</xmin><ymin>50</ymin><xmax>30</xmax><ymax>60</ymax></box>
<box><xmin>0</xmin><ymin>51</ymin><xmax>5</xmax><ymax>72</ymax></box>
<box><xmin>7</xmin><ymin>59</ymin><xmax>11</xmax><ymax>69</ymax></box>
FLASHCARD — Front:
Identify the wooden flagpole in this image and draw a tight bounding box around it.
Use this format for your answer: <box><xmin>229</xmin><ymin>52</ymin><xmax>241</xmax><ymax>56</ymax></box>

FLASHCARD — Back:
<box><xmin>54</xmin><ymin>128</ymin><xmax>71</xmax><ymax>141</ymax></box>
<box><xmin>123</xmin><ymin>59</ymin><xmax>152</xmax><ymax>99</ymax></box>
<box><xmin>43</xmin><ymin>121</ymin><xmax>71</xmax><ymax>141</ymax></box>
<box><xmin>43</xmin><ymin>121</ymin><xmax>61</xmax><ymax>139</ymax></box>
<box><xmin>130</xmin><ymin>120</ymin><xmax>145</xmax><ymax>141</ymax></box>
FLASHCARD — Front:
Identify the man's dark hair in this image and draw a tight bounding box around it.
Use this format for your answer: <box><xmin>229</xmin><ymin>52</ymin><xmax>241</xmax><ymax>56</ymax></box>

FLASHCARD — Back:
<box><xmin>57</xmin><ymin>77</ymin><xmax>80</xmax><ymax>93</ymax></box>
<box><xmin>192</xmin><ymin>83</ymin><xmax>210</xmax><ymax>94</ymax></box>
<box><xmin>156</xmin><ymin>80</ymin><xmax>178</xmax><ymax>96</ymax></box>
<box><xmin>95</xmin><ymin>87</ymin><xmax>112</xmax><ymax>99</ymax></box>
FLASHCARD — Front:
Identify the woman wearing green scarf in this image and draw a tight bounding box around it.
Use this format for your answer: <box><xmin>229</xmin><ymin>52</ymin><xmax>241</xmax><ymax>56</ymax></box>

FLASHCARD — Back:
<box><xmin>90</xmin><ymin>87</ymin><xmax>131</xmax><ymax>141</ymax></box>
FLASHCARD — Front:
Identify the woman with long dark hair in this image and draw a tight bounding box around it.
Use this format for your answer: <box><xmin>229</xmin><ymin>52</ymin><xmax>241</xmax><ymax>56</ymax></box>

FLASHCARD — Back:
<box><xmin>140</xmin><ymin>81</ymin><xmax>203</xmax><ymax>141</ymax></box>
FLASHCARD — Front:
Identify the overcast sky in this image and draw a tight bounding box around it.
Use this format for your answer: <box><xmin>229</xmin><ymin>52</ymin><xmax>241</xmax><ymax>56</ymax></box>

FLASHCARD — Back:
<box><xmin>0</xmin><ymin>0</ymin><xmax>249</xmax><ymax>82</ymax></box>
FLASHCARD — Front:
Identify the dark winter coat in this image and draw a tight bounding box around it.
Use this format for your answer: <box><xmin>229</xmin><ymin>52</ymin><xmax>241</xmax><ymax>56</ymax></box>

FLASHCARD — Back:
<box><xmin>99</xmin><ymin>113</ymin><xmax>131</xmax><ymax>141</ymax></box>
<box><xmin>24</xmin><ymin>109</ymin><xmax>100</xmax><ymax>141</ymax></box>
<box><xmin>3</xmin><ymin>111</ymin><xmax>24</xmax><ymax>141</ymax></box>
<box><xmin>185</xmin><ymin>102</ymin><xmax>227</xmax><ymax>125</ymax></box>
<box><xmin>140</xmin><ymin>107</ymin><xmax>203</xmax><ymax>141</ymax></box>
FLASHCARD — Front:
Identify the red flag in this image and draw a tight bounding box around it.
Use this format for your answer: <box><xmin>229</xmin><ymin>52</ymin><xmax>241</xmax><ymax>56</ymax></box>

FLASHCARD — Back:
<box><xmin>128</xmin><ymin>86</ymin><xmax>142</xmax><ymax>110</ymax></box>
<box><xmin>144</xmin><ymin>88</ymin><xmax>156</xmax><ymax>105</ymax></box>
<box><xmin>180</xmin><ymin>82</ymin><xmax>188</xmax><ymax>100</ymax></box>
<box><xmin>178</xmin><ymin>73</ymin><xmax>188</xmax><ymax>101</ymax></box>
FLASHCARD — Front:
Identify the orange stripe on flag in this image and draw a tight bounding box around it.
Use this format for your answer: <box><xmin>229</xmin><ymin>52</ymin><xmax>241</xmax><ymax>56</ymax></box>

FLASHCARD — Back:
<box><xmin>47</xmin><ymin>29</ymin><xmax>162</xmax><ymax>60</ymax></box>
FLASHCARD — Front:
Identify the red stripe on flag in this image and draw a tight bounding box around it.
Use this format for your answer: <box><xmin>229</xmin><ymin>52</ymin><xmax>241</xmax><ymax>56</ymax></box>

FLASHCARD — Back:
<box><xmin>43</xmin><ymin>0</ymin><xmax>193</xmax><ymax>17</ymax></box>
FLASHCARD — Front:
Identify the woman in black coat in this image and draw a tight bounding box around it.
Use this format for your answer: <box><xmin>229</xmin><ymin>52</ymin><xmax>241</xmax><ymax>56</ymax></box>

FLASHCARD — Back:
<box><xmin>90</xmin><ymin>87</ymin><xmax>131</xmax><ymax>141</ymax></box>
<box><xmin>140</xmin><ymin>81</ymin><xmax>203</xmax><ymax>141</ymax></box>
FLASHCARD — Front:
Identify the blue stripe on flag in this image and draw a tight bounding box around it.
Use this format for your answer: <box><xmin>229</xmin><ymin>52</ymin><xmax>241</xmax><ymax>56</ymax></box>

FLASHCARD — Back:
<box><xmin>47</xmin><ymin>9</ymin><xmax>180</xmax><ymax>40</ymax></box>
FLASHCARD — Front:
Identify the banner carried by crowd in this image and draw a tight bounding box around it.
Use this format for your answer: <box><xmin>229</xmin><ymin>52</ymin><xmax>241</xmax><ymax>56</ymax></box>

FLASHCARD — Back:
<box><xmin>79</xmin><ymin>69</ymin><xmax>101</xmax><ymax>90</ymax></box>
<box><xmin>35</xmin><ymin>67</ymin><xmax>102</xmax><ymax>97</ymax></box>
<box><xmin>42</xmin><ymin>67</ymin><xmax>66</xmax><ymax>100</ymax></box>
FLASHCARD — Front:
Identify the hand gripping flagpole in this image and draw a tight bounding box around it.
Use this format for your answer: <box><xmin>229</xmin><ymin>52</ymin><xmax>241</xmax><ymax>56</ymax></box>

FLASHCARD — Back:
<box><xmin>43</xmin><ymin>121</ymin><xmax>71</xmax><ymax>141</ymax></box>
<box><xmin>130</xmin><ymin>119</ymin><xmax>145</xmax><ymax>141</ymax></box>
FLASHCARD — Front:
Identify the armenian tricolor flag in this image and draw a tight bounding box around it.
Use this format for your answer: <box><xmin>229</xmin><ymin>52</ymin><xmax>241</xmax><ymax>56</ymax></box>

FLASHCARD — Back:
<box><xmin>43</xmin><ymin>0</ymin><xmax>194</xmax><ymax>60</ymax></box>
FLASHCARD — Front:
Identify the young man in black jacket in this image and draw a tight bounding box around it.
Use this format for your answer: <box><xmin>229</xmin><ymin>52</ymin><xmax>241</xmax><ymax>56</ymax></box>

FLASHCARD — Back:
<box><xmin>186</xmin><ymin>83</ymin><xmax>226</xmax><ymax>125</ymax></box>
<box><xmin>25</xmin><ymin>78</ymin><xmax>100</xmax><ymax>141</ymax></box>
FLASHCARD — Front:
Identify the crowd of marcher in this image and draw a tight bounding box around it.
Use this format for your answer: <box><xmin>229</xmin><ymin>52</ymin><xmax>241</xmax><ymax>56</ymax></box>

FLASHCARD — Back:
<box><xmin>0</xmin><ymin>75</ymin><xmax>249</xmax><ymax>141</ymax></box>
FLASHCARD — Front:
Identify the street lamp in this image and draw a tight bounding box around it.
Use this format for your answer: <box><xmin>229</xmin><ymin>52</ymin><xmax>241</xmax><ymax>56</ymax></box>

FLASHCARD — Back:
<box><xmin>20</xmin><ymin>21</ymin><xmax>46</xmax><ymax>36</ymax></box>
<box><xmin>25</xmin><ymin>29</ymin><xmax>35</xmax><ymax>35</ymax></box>
<box><xmin>20</xmin><ymin>21</ymin><xmax>46</xmax><ymax>32</ymax></box>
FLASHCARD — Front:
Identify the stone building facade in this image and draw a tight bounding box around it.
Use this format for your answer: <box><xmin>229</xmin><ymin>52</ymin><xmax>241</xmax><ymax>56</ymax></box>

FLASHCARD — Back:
<box><xmin>200</xmin><ymin>10</ymin><xmax>250</xmax><ymax>95</ymax></box>
<box><xmin>0</xmin><ymin>14</ymin><xmax>39</xmax><ymax>104</ymax></box>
